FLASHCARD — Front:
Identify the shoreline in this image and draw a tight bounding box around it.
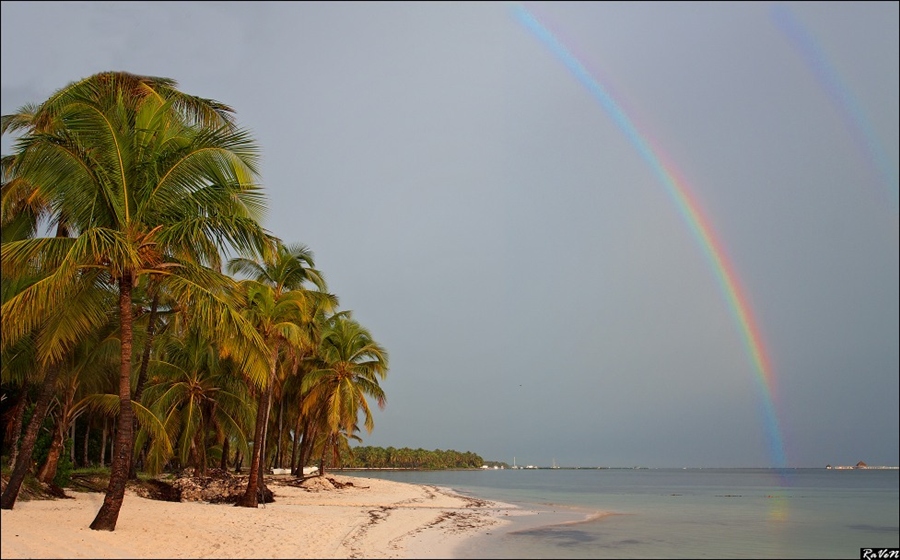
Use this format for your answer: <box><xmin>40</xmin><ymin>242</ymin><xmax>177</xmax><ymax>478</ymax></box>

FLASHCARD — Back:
<box><xmin>0</xmin><ymin>474</ymin><xmax>536</xmax><ymax>559</ymax></box>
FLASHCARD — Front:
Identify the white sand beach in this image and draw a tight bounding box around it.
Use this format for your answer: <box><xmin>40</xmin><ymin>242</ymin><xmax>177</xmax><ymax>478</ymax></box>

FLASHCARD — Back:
<box><xmin>0</xmin><ymin>474</ymin><xmax>530</xmax><ymax>559</ymax></box>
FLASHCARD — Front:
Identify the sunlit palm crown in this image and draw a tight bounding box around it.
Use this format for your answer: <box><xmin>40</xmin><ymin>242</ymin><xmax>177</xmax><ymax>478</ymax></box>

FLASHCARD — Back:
<box><xmin>1</xmin><ymin>71</ymin><xmax>273</xmax><ymax>367</ymax></box>
<box><xmin>304</xmin><ymin>316</ymin><xmax>389</xmax><ymax>435</ymax></box>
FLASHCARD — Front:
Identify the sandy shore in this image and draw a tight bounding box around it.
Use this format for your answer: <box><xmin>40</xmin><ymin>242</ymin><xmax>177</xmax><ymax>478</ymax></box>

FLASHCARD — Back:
<box><xmin>0</xmin><ymin>474</ymin><xmax>530</xmax><ymax>559</ymax></box>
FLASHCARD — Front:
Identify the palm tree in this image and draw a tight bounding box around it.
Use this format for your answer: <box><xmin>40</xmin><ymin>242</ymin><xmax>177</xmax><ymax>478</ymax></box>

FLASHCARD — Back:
<box><xmin>140</xmin><ymin>322</ymin><xmax>253</xmax><ymax>476</ymax></box>
<box><xmin>301</xmin><ymin>315</ymin><xmax>388</xmax><ymax>476</ymax></box>
<box><xmin>0</xmin><ymin>252</ymin><xmax>113</xmax><ymax>509</ymax></box>
<box><xmin>0</xmin><ymin>72</ymin><xmax>272</xmax><ymax>529</ymax></box>
<box><xmin>229</xmin><ymin>281</ymin><xmax>310</xmax><ymax>507</ymax></box>
<box><xmin>226</xmin><ymin>242</ymin><xmax>335</xmax><ymax>507</ymax></box>
<box><xmin>1</xmin><ymin>151</ymin><xmax>83</xmax><ymax>507</ymax></box>
<box><xmin>36</xmin><ymin>319</ymin><xmax>118</xmax><ymax>484</ymax></box>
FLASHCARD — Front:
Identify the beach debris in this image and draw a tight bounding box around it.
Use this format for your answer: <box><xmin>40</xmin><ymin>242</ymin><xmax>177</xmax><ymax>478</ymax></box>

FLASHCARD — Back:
<box><xmin>0</xmin><ymin>474</ymin><xmax>70</xmax><ymax>501</ymax></box>
<box><xmin>171</xmin><ymin>468</ymin><xmax>273</xmax><ymax>504</ymax></box>
<box><xmin>298</xmin><ymin>476</ymin><xmax>336</xmax><ymax>492</ymax></box>
<box><xmin>127</xmin><ymin>479</ymin><xmax>180</xmax><ymax>502</ymax></box>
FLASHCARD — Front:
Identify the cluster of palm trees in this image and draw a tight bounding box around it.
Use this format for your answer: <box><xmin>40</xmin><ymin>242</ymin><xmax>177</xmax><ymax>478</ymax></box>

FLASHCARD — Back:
<box><xmin>0</xmin><ymin>72</ymin><xmax>389</xmax><ymax>531</ymax></box>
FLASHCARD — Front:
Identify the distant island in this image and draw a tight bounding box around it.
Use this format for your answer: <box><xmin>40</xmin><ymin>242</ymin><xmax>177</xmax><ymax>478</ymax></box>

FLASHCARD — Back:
<box><xmin>825</xmin><ymin>461</ymin><xmax>899</xmax><ymax>470</ymax></box>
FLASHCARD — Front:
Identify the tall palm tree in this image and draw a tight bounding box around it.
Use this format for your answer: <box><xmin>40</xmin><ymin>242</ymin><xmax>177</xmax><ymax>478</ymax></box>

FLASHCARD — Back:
<box><xmin>226</xmin><ymin>242</ymin><xmax>336</xmax><ymax>507</ymax></box>
<box><xmin>0</xmin><ymin>72</ymin><xmax>272</xmax><ymax>529</ymax></box>
<box><xmin>228</xmin><ymin>281</ymin><xmax>309</xmax><ymax>507</ymax></box>
<box><xmin>302</xmin><ymin>315</ymin><xmax>388</xmax><ymax>476</ymax></box>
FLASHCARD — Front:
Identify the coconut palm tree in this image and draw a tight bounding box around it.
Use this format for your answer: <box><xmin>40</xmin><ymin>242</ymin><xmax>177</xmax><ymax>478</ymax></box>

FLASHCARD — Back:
<box><xmin>228</xmin><ymin>281</ymin><xmax>310</xmax><ymax>507</ymax></box>
<box><xmin>1</xmin><ymin>152</ymin><xmax>83</xmax><ymax>507</ymax></box>
<box><xmin>140</xmin><ymin>322</ymin><xmax>253</xmax><ymax>476</ymax></box>
<box><xmin>226</xmin><ymin>242</ymin><xmax>335</xmax><ymax>506</ymax></box>
<box><xmin>0</xmin><ymin>256</ymin><xmax>114</xmax><ymax>509</ymax></box>
<box><xmin>35</xmin><ymin>319</ymin><xmax>118</xmax><ymax>485</ymax></box>
<box><xmin>0</xmin><ymin>72</ymin><xmax>272</xmax><ymax>529</ymax></box>
<box><xmin>301</xmin><ymin>315</ymin><xmax>388</xmax><ymax>476</ymax></box>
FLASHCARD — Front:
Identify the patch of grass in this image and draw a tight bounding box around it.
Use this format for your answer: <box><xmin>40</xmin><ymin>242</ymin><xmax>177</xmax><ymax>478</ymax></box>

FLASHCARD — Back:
<box><xmin>68</xmin><ymin>471</ymin><xmax>109</xmax><ymax>493</ymax></box>
<box><xmin>71</xmin><ymin>466</ymin><xmax>112</xmax><ymax>476</ymax></box>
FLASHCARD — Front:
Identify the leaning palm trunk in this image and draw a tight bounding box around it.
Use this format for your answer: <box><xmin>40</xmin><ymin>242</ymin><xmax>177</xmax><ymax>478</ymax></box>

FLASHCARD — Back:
<box><xmin>37</xmin><ymin>415</ymin><xmax>65</xmax><ymax>484</ymax></box>
<box><xmin>38</xmin><ymin>382</ymin><xmax>76</xmax><ymax>483</ymax></box>
<box><xmin>90</xmin><ymin>276</ymin><xmax>136</xmax><ymax>531</ymax></box>
<box><xmin>5</xmin><ymin>390</ymin><xmax>27</xmax><ymax>470</ymax></box>
<box><xmin>1</xmin><ymin>364</ymin><xmax>61</xmax><ymax>509</ymax></box>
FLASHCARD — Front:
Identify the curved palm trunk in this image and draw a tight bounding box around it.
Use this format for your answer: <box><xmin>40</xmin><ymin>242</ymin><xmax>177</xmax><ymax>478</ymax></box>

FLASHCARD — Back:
<box><xmin>38</xmin><ymin>382</ymin><xmax>76</xmax><ymax>484</ymax></box>
<box><xmin>1</xmin><ymin>365</ymin><xmax>61</xmax><ymax>509</ymax></box>
<box><xmin>6</xmin><ymin>389</ymin><xmax>28</xmax><ymax>470</ymax></box>
<box><xmin>90</xmin><ymin>275</ymin><xmax>135</xmax><ymax>531</ymax></box>
<box><xmin>37</xmin><ymin>417</ymin><xmax>65</xmax><ymax>484</ymax></box>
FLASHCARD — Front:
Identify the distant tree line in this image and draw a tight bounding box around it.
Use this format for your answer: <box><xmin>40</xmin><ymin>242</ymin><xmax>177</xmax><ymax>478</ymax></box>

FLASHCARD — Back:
<box><xmin>338</xmin><ymin>446</ymin><xmax>484</xmax><ymax>469</ymax></box>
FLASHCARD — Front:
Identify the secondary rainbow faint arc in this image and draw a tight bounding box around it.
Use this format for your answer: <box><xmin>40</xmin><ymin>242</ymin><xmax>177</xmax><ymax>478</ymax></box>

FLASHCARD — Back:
<box><xmin>771</xmin><ymin>3</ymin><xmax>899</xmax><ymax>212</ymax></box>
<box><xmin>511</xmin><ymin>4</ymin><xmax>788</xmax><ymax>468</ymax></box>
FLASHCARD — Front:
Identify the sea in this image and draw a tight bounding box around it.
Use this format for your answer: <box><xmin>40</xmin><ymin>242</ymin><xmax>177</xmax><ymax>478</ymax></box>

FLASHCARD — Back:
<box><xmin>339</xmin><ymin>468</ymin><xmax>899</xmax><ymax>559</ymax></box>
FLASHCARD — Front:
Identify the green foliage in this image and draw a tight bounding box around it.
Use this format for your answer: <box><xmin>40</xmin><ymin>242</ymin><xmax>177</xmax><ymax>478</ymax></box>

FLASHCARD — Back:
<box><xmin>31</xmin><ymin>423</ymin><xmax>74</xmax><ymax>487</ymax></box>
<box><xmin>340</xmin><ymin>446</ymin><xmax>484</xmax><ymax>470</ymax></box>
<box><xmin>71</xmin><ymin>466</ymin><xmax>112</xmax><ymax>476</ymax></box>
<box><xmin>54</xmin><ymin>439</ymin><xmax>74</xmax><ymax>487</ymax></box>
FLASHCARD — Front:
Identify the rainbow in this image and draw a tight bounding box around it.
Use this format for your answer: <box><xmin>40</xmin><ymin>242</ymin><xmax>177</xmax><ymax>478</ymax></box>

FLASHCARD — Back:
<box><xmin>511</xmin><ymin>4</ymin><xmax>788</xmax><ymax>468</ymax></box>
<box><xmin>770</xmin><ymin>3</ymin><xmax>899</xmax><ymax>213</ymax></box>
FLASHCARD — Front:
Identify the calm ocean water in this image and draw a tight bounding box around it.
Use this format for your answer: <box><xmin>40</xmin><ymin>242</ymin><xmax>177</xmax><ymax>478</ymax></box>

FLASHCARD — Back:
<box><xmin>340</xmin><ymin>468</ymin><xmax>899</xmax><ymax>559</ymax></box>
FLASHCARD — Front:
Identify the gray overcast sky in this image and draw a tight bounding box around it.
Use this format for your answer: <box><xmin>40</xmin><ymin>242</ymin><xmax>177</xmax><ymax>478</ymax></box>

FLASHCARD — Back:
<box><xmin>2</xmin><ymin>1</ymin><xmax>897</xmax><ymax>468</ymax></box>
